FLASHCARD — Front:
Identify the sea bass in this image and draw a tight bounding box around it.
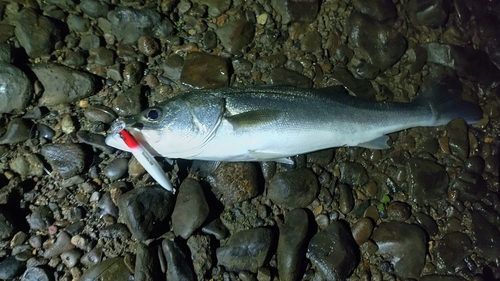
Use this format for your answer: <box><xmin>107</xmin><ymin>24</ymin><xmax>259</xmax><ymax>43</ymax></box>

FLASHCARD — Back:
<box><xmin>105</xmin><ymin>81</ymin><xmax>482</xmax><ymax>164</ymax></box>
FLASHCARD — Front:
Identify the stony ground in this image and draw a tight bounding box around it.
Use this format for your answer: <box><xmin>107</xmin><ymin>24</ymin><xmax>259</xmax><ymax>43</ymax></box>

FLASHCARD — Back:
<box><xmin>0</xmin><ymin>0</ymin><xmax>499</xmax><ymax>280</ymax></box>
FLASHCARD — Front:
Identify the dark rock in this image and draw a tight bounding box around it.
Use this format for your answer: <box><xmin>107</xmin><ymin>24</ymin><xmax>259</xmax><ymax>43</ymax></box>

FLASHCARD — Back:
<box><xmin>0</xmin><ymin>118</ymin><xmax>33</xmax><ymax>144</ymax></box>
<box><xmin>193</xmin><ymin>0</ymin><xmax>230</xmax><ymax>17</ymax></box>
<box><xmin>434</xmin><ymin>231</ymin><xmax>472</xmax><ymax>270</ymax></box>
<box><xmin>78</xmin><ymin>34</ymin><xmax>101</xmax><ymax>50</ymax></box>
<box><xmin>161</xmin><ymin>54</ymin><xmax>184</xmax><ymax>80</ymax></box>
<box><xmin>98</xmin><ymin>192</ymin><xmax>119</xmax><ymax>218</ymax></box>
<box><xmin>80</xmin><ymin>257</ymin><xmax>131</xmax><ymax>281</ymax></box>
<box><xmin>88</xmin><ymin>47</ymin><xmax>115</xmax><ymax>66</ymax></box>
<box><xmin>420</xmin><ymin>275</ymin><xmax>466</xmax><ymax>281</ymax></box>
<box><xmin>14</xmin><ymin>9</ymin><xmax>61</xmax><ymax>58</ymax></box>
<box><xmin>201</xmin><ymin>218</ymin><xmax>229</xmax><ymax>240</ymax></box>
<box><xmin>352</xmin><ymin>0</ymin><xmax>397</xmax><ymax>22</ymax></box>
<box><xmin>180</xmin><ymin>52</ymin><xmax>230</xmax><ymax>89</ymax></box>
<box><xmin>135</xmin><ymin>243</ymin><xmax>156</xmax><ymax>281</ymax></box>
<box><xmin>103</xmin><ymin>158</ymin><xmax>129</xmax><ymax>181</ymax></box>
<box><xmin>112</xmin><ymin>85</ymin><xmax>143</xmax><ymax>116</ymax></box>
<box><xmin>216</xmin><ymin>227</ymin><xmax>274</xmax><ymax>273</ymax></box>
<box><xmin>451</xmin><ymin>172</ymin><xmax>487</xmax><ymax>202</ymax></box>
<box><xmin>277</xmin><ymin>209</ymin><xmax>309</xmax><ymax>281</ymax></box>
<box><xmin>408</xmin><ymin>0</ymin><xmax>450</xmax><ymax>28</ymax></box>
<box><xmin>41</xmin><ymin>144</ymin><xmax>86</xmax><ymax>179</ymax></box>
<box><xmin>162</xmin><ymin>239</ymin><xmax>196</xmax><ymax>281</ymax></box>
<box><xmin>117</xmin><ymin>187</ymin><xmax>175</xmax><ymax>240</ymax></box>
<box><xmin>187</xmin><ymin>235</ymin><xmax>213</xmax><ymax>280</ymax></box>
<box><xmin>33</xmin><ymin>63</ymin><xmax>96</xmax><ymax>107</ymax></box>
<box><xmin>350</xmin><ymin>217</ymin><xmax>374</xmax><ymax>245</ymax></box>
<box><xmin>267</xmin><ymin>168</ymin><xmax>319</xmax><ymax>208</ymax></box>
<box><xmin>80</xmin><ymin>0</ymin><xmax>110</xmax><ymax>18</ymax></box>
<box><xmin>445</xmin><ymin>119</ymin><xmax>469</xmax><ymax>160</ymax></box>
<box><xmin>338</xmin><ymin>184</ymin><xmax>354</xmax><ymax>214</ymax></box>
<box><xmin>347</xmin><ymin>12</ymin><xmax>407</xmax><ymax>71</ymax></box>
<box><xmin>216</xmin><ymin>17</ymin><xmax>255</xmax><ymax>53</ymax></box>
<box><xmin>338</xmin><ymin>162</ymin><xmax>369</xmax><ymax>187</ymax></box>
<box><xmin>99</xmin><ymin>223</ymin><xmax>131</xmax><ymax>240</ymax></box>
<box><xmin>332</xmin><ymin>67</ymin><xmax>377</xmax><ymax>99</ymax></box>
<box><xmin>464</xmin><ymin>156</ymin><xmax>485</xmax><ymax>175</ymax></box>
<box><xmin>123</xmin><ymin>61</ymin><xmax>145</xmax><ymax>87</ymax></box>
<box><xmin>171</xmin><ymin>178</ymin><xmax>209</xmax><ymax>239</ymax></box>
<box><xmin>67</xmin><ymin>14</ymin><xmax>90</xmax><ymax>33</ymax></box>
<box><xmin>406</xmin><ymin>158</ymin><xmax>449</xmax><ymax>204</ymax></box>
<box><xmin>0</xmin><ymin>63</ymin><xmax>32</xmax><ymax>114</ymax></box>
<box><xmin>269</xmin><ymin>67</ymin><xmax>313</xmax><ymax>88</ymax></box>
<box><xmin>26</xmin><ymin>205</ymin><xmax>54</xmax><ymax>232</ymax></box>
<box><xmin>471</xmin><ymin>211</ymin><xmax>500</xmax><ymax>260</ymax></box>
<box><xmin>43</xmin><ymin>231</ymin><xmax>75</xmax><ymax>258</ymax></box>
<box><xmin>207</xmin><ymin>162</ymin><xmax>259</xmax><ymax>205</ymax></box>
<box><xmin>386</xmin><ymin>201</ymin><xmax>411</xmax><ymax>221</ymax></box>
<box><xmin>0</xmin><ymin>256</ymin><xmax>25</xmax><ymax>280</ymax></box>
<box><xmin>414</xmin><ymin>212</ymin><xmax>439</xmax><ymax>237</ymax></box>
<box><xmin>306</xmin><ymin>220</ymin><xmax>359</xmax><ymax>280</ymax></box>
<box><xmin>372</xmin><ymin>222</ymin><xmax>427</xmax><ymax>279</ymax></box>
<box><xmin>271</xmin><ymin>0</ymin><xmax>320</xmax><ymax>24</ymax></box>
<box><xmin>20</xmin><ymin>266</ymin><xmax>53</xmax><ymax>281</ymax></box>
<box><xmin>0</xmin><ymin>213</ymin><xmax>14</xmax><ymax>239</ymax></box>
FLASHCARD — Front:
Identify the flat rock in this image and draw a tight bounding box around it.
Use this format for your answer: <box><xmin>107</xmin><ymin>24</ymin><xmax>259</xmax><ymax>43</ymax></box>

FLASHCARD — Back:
<box><xmin>267</xmin><ymin>169</ymin><xmax>319</xmax><ymax>209</ymax></box>
<box><xmin>306</xmin><ymin>220</ymin><xmax>359</xmax><ymax>280</ymax></box>
<box><xmin>171</xmin><ymin>178</ymin><xmax>210</xmax><ymax>239</ymax></box>
<box><xmin>117</xmin><ymin>187</ymin><xmax>175</xmax><ymax>240</ymax></box>
<box><xmin>371</xmin><ymin>221</ymin><xmax>427</xmax><ymax>279</ymax></box>
<box><xmin>180</xmin><ymin>52</ymin><xmax>229</xmax><ymax>89</ymax></box>
<box><xmin>33</xmin><ymin>63</ymin><xmax>96</xmax><ymax>107</ymax></box>
<box><xmin>41</xmin><ymin>144</ymin><xmax>86</xmax><ymax>179</ymax></box>
<box><xmin>406</xmin><ymin>158</ymin><xmax>449</xmax><ymax>204</ymax></box>
<box><xmin>216</xmin><ymin>227</ymin><xmax>274</xmax><ymax>273</ymax></box>
<box><xmin>0</xmin><ymin>63</ymin><xmax>32</xmax><ymax>114</ymax></box>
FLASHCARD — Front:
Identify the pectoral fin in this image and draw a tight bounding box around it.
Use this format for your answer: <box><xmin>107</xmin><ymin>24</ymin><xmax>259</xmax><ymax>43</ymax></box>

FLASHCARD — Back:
<box><xmin>225</xmin><ymin>110</ymin><xmax>282</xmax><ymax>130</ymax></box>
<box><xmin>358</xmin><ymin>135</ymin><xmax>390</xmax><ymax>149</ymax></box>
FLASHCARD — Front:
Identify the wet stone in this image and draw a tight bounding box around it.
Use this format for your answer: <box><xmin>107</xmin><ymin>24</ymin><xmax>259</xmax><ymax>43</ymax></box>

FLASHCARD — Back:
<box><xmin>445</xmin><ymin>119</ymin><xmax>469</xmax><ymax>160</ymax></box>
<box><xmin>79</xmin><ymin>0</ymin><xmax>110</xmax><ymax>18</ymax></box>
<box><xmin>67</xmin><ymin>14</ymin><xmax>90</xmax><ymax>33</ymax></box>
<box><xmin>352</xmin><ymin>0</ymin><xmax>397</xmax><ymax>22</ymax></box>
<box><xmin>83</xmin><ymin>105</ymin><xmax>117</xmax><ymax>124</ymax></box>
<box><xmin>180</xmin><ymin>52</ymin><xmax>229</xmax><ymax>89</ymax></box>
<box><xmin>134</xmin><ymin>243</ymin><xmax>155</xmax><ymax>281</ymax></box>
<box><xmin>117</xmin><ymin>186</ymin><xmax>175</xmax><ymax>241</ymax></box>
<box><xmin>161</xmin><ymin>54</ymin><xmax>183</xmax><ymax>80</ymax></box>
<box><xmin>112</xmin><ymin>85</ymin><xmax>143</xmax><ymax>116</ymax></box>
<box><xmin>14</xmin><ymin>8</ymin><xmax>61</xmax><ymax>58</ymax></box>
<box><xmin>162</xmin><ymin>239</ymin><xmax>196</xmax><ymax>281</ymax></box>
<box><xmin>99</xmin><ymin>223</ymin><xmax>131</xmax><ymax>240</ymax></box>
<box><xmin>26</xmin><ymin>205</ymin><xmax>54</xmax><ymax>232</ymax></box>
<box><xmin>451</xmin><ymin>172</ymin><xmax>487</xmax><ymax>202</ymax></box>
<box><xmin>108</xmin><ymin>7</ymin><xmax>163</xmax><ymax>44</ymax></box>
<box><xmin>80</xmin><ymin>257</ymin><xmax>131</xmax><ymax>281</ymax></box>
<box><xmin>207</xmin><ymin>162</ymin><xmax>259</xmax><ymax>205</ymax></box>
<box><xmin>43</xmin><ymin>231</ymin><xmax>75</xmax><ymax>258</ymax></box>
<box><xmin>21</xmin><ymin>266</ymin><xmax>52</xmax><ymax>281</ymax></box>
<box><xmin>406</xmin><ymin>158</ymin><xmax>449</xmax><ymax>204</ymax></box>
<box><xmin>351</xmin><ymin>217</ymin><xmax>373</xmax><ymax>245</ymax></box>
<box><xmin>201</xmin><ymin>218</ymin><xmax>229</xmax><ymax>240</ymax></box>
<box><xmin>433</xmin><ymin>231</ymin><xmax>472</xmax><ymax>271</ymax></box>
<box><xmin>64</xmin><ymin>50</ymin><xmax>86</xmax><ymax>67</ymax></box>
<box><xmin>347</xmin><ymin>12</ymin><xmax>407</xmax><ymax>71</ymax></box>
<box><xmin>301</xmin><ymin>30</ymin><xmax>322</xmax><ymax>53</ymax></box>
<box><xmin>0</xmin><ymin>213</ymin><xmax>14</xmax><ymax>239</ymax></box>
<box><xmin>471</xmin><ymin>211</ymin><xmax>500</xmax><ymax>260</ymax></box>
<box><xmin>386</xmin><ymin>201</ymin><xmax>411</xmax><ymax>221</ymax></box>
<box><xmin>98</xmin><ymin>192</ymin><xmax>118</xmax><ymax>218</ymax></box>
<box><xmin>338</xmin><ymin>184</ymin><xmax>354</xmax><ymax>214</ymax></box>
<box><xmin>216</xmin><ymin>227</ymin><xmax>274</xmax><ymax>273</ymax></box>
<box><xmin>464</xmin><ymin>155</ymin><xmax>485</xmax><ymax>175</ymax></box>
<box><xmin>408</xmin><ymin>0</ymin><xmax>450</xmax><ymax>28</ymax></box>
<box><xmin>0</xmin><ymin>256</ymin><xmax>25</xmax><ymax>280</ymax></box>
<box><xmin>171</xmin><ymin>178</ymin><xmax>209</xmax><ymax>239</ymax></box>
<box><xmin>271</xmin><ymin>0</ymin><xmax>320</xmax><ymax>24</ymax></box>
<box><xmin>331</xmin><ymin>68</ymin><xmax>377</xmax><ymax>99</ymax></box>
<box><xmin>33</xmin><ymin>63</ymin><xmax>96</xmax><ymax>107</ymax></box>
<box><xmin>372</xmin><ymin>222</ymin><xmax>427</xmax><ymax>279</ymax></box>
<box><xmin>420</xmin><ymin>275</ymin><xmax>466</xmax><ymax>281</ymax></box>
<box><xmin>269</xmin><ymin>67</ymin><xmax>313</xmax><ymax>88</ymax></box>
<box><xmin>122</xmin><ymin>61</ymin><xmax>144</xmax><ymax>86</ymax></box>
<box><xmin>78</xmin><ymin>34</ymin><xmax>101</xmax><ymax>50</ymax></box>
<box><xmin>193</xmin><ymin>0</ymin><xmax>230</xmax><ymax>17</ymax></box>
<box><xmin>88</xmin><ymin>47</ymin><xmax>115</xmax><ymax>66</ymax></box>
<box><xmin>41</xmin><ymin>144</ymin><xmax>86</xmax><ymax>179</ymax></box>
<box><xmin>103</xmin><ymin>158</ymin><xmax>129</xmax><ymax>181</ymax></box>
<box><xmin>216</xmin><ymin>17</ymin><xmax>255</xmax><ymax>53</ymax></box>
<box><xmin>306</xmin><ymin>221</ymin><xmax>359</xmax><ymax>280</ymax></box>
<box><xmin>0</xmin><ymin>118</ymin><xmax>33</xmax><ymax>145</ymax></box>
<box><xmin>0</xmin><ymin>63</ymin><xmax>33</xmax><ymax>114</ymax></box>
<box><xmin>203</xmin><ymin>30</ymin><xmax>218</xmax><ymax>50</ymax></box>
<box><xmin>277</xmin><ymin>209</ymin><xmax>309</xmax><ymax>281</ymax></box>
<box><xmin>267</xmin><ymin>168</ymin><xmax>319</xmax><ymax>209</ymax></box>
<box><xmin>61</xmin><ymin>249</ymin><xmax>82</xmax><ymax>268</ymax></box>
<box><xmin>338</xmin><ymin>162</ymin><xmax>369</xmax><ymax>187</ymax></box>
<box><xmin>414</xmin><ymin>212</ymin><xmax>439</xmax><ymax>237</ymax></box>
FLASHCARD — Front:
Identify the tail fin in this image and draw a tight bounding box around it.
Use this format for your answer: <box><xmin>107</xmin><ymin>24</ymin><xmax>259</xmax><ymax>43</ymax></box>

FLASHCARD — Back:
<box><xmin>416</xmin><ymin>78</ymin><xmax>483</xmax><ymax>126</ymax></box>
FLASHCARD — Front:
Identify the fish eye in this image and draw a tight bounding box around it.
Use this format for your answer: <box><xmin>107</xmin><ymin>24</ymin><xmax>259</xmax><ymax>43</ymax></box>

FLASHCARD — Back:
<box><xmin>145</xmin><ymin>108</ymin><xmax>161</xmax><ymax>121</ymax></box>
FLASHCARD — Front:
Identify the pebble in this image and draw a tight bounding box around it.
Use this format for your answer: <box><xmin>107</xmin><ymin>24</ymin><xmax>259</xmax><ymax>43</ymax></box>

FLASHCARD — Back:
<box><xmin>37</xmin><ymin>124</ymin><xmax>55</xmax><ymax>139</ymax></box>
<box><xmin>331</xmin><ymin>68</ymin><xmax>377</xmax><ymax>99</ymax></box>
<box><xmin>0</xmin><ymin>213</ymin><xmax>14</xmax><ymax>240</ymax></box>
<box><xmin>26</xmin><ymin>205</ymin><xmax>54</xmax><ymax>232</ymax></box>
<box><xmin>420</xmin><ymin>275</ymin><xmax>466</xmax><ymax>281</ymax></box>
<box><xmin>88</xmin><ymin>47</ymin><xmax>115</xmax><ymax>66</ymax></box>
<box><xmin>464</xmin><ymin>155</ymin><xmax>485</xmax><ymax>175</ymax></box>
<box><xmin>122</xmin><ymin>61</ymin><xmax>144</xmax><ymax>86</ymax></box>
<box><xmin>193</xmin><ymin>0</ymin><xmax>230</xmax><ymax>17</ymax></box>
<box><xmin>386</xmin><ymin>201</ymin><xmax>411</xmax><ymax>221</ymax></box>
<box><xmin>33</xmin><ymin>64</ymin><xmax>96</xmax><ymax>107</ymax></box>
<box><xmin>0</xmin><ymin>118</ymin><xmax>33</xmax><ymax>144</ymax></box>
<box><xmin>414</xmin><ymin>212</ymin><xmax>439</xmax><ymax>237</ymax></box>
<box><xmin>406</xmin><ymin>158</ymin><xmax>449</xmax><ymax>204</ymax></box>
<box><xmin>277</xmin><ymin>209</ymin><xmax>309</xmax><ymax>281</ymax></box>
<box><xmin>180</xmin><ymin>52</ymin><xmax>230</xmax><ymax>89</ymax></box>
<box><xmin>306</xmin><ymin>221</ymin><xmax>359</xmax><ymax>280</ymax></box>
<box><xmin>43</xmin><ymin>231</ymin><xmax>75</xmax><ymax>258</ymax></box>
<box><xmin>67</xmin><ymin>14</ymin><xmax>90</xmax><ymax>33</ymax></box>
<box><xmin>338</xmin><ymin>162</ymin><xmax>369</xmax><ymax>187</ymax></box>
<box><xmin>451</xmin><ymin>172</ymin><xmax>487</xmax><ymax>202</ymax></box>
<box><xmin>433</xmin><ymin>231</ymin><xmax>472</xmax><ymax>271</ymax></box>
<box><xmin>99</xmin><ymin>224</ymin><xmax>131</xmax><ymax>240</ymax></box>
<box><xmin>171</xmin><ymin>178</ymin><xmax>210</xmax><ymax>239</ymax></box>
<box><xmin>217</xmin><ymin>227</ymin><xmax>274</xmax><ymax>273</ymax></box>
<box><xmin>103</xmin><ymin>158</ymin><xmax>129</xmax><ymax>181</ymax></box>
<box><xmin>201</xmin><ymin>218</ymin><xmax>229</xmax><ymax>240</ymax></box>
<box><xmin>14</xmin><ymin>8</ymin><xmax>61</xmax><ymax>58</ymax></box>
<box><xmin>271</xmin><ymin>0</ymin><xmax>320</xmax><ymax>24</ymax></box>
<box><xmin>79</xmin><ymin>0</ymin><xmax>110</xmax><ymax>18</ymax></box>
<box><xmin>80</xmin><ymin>257</ymin><xmax>131</xmax><ymax>281</ymax></box>
<box><xmin>268</xmin><ymin>67</ymin><xmax>313</xmax><ymax>88</ymax></box>
<box><xmin>41</xmin><ymin>144</ymin><xmax>86</xmax><ymax>179</ymax></box>
<box><xmin>0</xmin><ymin>63</ymin><xmax>33</xmax><ymax>113</ymax></box>
<box><xmin>408</xmin><ymin>0</ymin><xmax>450</xmax><ymax>28</ymax></box>
<box><xmin>445</xmin><ymin>119</ymin><xmax>469</xmax><ymax>160</ymax></box>
<box><xmin>0</xmin><ymin>256</ymin><xmax>25</xmax><ymax>279</ymax></box>
<box><xmin>61</xmin><ymin>249</ymin><xmax>82</xmax><ymax>268</ymax></box>
<box><xmin>161</xmin><ymin>54</ymin><xmax>184</xmax><ymax>80</ymax></box>
<box><xmin>138</xmin><ymin>36</ymin><xmax>160</xmax><ymax>56</ymax></box>
<box><xmin>112</xmin><ymin>85</ymin><xmax>143</xmax><ymax>116</ymax></box>
<box><xmin>98</xmin><ymin>192</ymin><xmax>119</xmax><ymax>218</ymax></box>
<box><xmin>347</xmin><ymin>12</ymin><xmax>407</xmax><ymax>71</ymax></box>
<box><xmin>78</xmin><ymin>34</ymin><xmax>101</xmax><ymax>50</ymax></box>
<box><xmin>267</xmin><ymin>168</ymin><xmax>319</xmax><ymax>208</ymax></box>
<box><xmin>162</xmin><ymin>239</ymin><xmax>196</xmax><ymax>281</ymax></box>
<box><xmin>80</xmin><ymin>245</ymin><xmax>103</xmax><ymax>267</ymax></box>
<box><xmin>338</xmin><ymin>184</ymin><xmax>354</xmax><ymax>214</ymax></box>
<box><xmin>371</xmin><ymin>221</ymin><xmax>427</xmax><ymax>278</ymax></box>
<box><xmin>352</xmin><ymin>0</ymin><xmax>397</xmax><ymax>22</ymax></box>
<box><xmin>134</xmin><ymin>243</ymin><xmax>155</xmax><ymax>281</ymax></box>
<box><xmin>216</xmin><ymin>17</ymin><xmax>255</xmax><ymax>53</ymax></box>
<box><xmin>117</xmin><ymin>187</ymin><xmax>175</xmax><ymax>240</ymax></box>
<box><xmin>207</xmin><ymin>162</ymin><xmax>259</xmax><ymax>205</ymax></box>
<box><xmin>351</xmin><ymin>217</ymin><xmax>374</xmax><ymax>245</ymax></box>
<box><xmin>21</xmin><ymin>267</ymin><xmax>52</xmax><ymax>281</ymax></box>
<box><xmin>108</xmin><ymin>7</ymin><xmax>169</xmax><ymax>44</ymax></box>
<box><xmin>203</xmin><ymin>30</ymin><xmax>218</xmax><ymax>49</ymax></box>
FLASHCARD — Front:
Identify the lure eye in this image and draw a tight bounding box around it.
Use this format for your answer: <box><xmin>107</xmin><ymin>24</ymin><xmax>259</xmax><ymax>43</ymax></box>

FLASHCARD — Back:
<box><xmin>145</xmin><ymin>108</ymin><xmax>161</xmax><ymax>121</ymax></box>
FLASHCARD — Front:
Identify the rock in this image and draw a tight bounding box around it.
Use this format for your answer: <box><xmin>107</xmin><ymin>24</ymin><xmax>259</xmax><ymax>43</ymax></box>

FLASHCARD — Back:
<box><xmin>268</xmin><ymin>67</ymin><xmax>313</xmax><ymax>88</ymax></box>
<box><xmin>138</xmin><ymin>36</ymin><xmax>160</xmax><ymax>57</ymax></box>
<box><xmin>471</xmin><ymin>211</ymin><xmax>500</xmax><ymax>261</ymax></box>
<box><xmin>371</xmin><ymin>222</ymin><xmax>427</xmax><ymax>279</ymax></box>
<box><xmin>180</xmin><ymin>52</ymin><xmax>230</xmax><ymax>89</ymax></box>
<box><xmin>14</xmin><ymin>9</ymin><xmax>61</xmax><ymax>58</ymax></box>
<box><xmin>445</xmin><ymin>119</ymin><xmax>469</xmax><ymax>160</ymax></box>
<box><xmin>352</xmin><ymin>0</ymin><xmax>397</xmax><ymax>22</ymax></box>
<box><xmin>0</xmin><ymin>43</ymin><xmax>11</xmax><ymax>62</ymax></box>
<box><xmin>76</xmin><ymin>130</ymin><xmax>114</xmax><ymax>154</ymax></box>
<box><xmin>103</xmin><ymin>158</ymin><xmax>129</xmax><ymax>181</ymax></box>
<box><xmin>162</xmin><ymin>239</ymin><xmax>196</xmax><ymax>281</ymax></box>
<box><xmin>408</xmin><ymin>0</ymin><xmax>450</xmax><ymax>28</ymax></box>
<box><xmin>207</xmin><ymin>162</ymin><xmax>259</xmax><ymax>205</ymax></box>
<box><xmin>135</xmin><ymin>243</ymin><xmax>156</xmax><ymax>281</ymax></box>
<box><xmin>187</xmin><ymin>235</ymin><xmax>213</xmax><ymax>280</ymax></box>
<box><xmin>0</xmin><ymin>63</ymin><xmax>32</xmax><ymax>113</ymax></box>
<box><xmin>451</xmin><ymin>172</ymin><xmax>487</xmax><ymax>202</ymax></box>
<box><xmin>267</xmin><ymin>168</ymin><xmax>319</xmax><ymax>208</ymax></box>
<box><xmin>406</xmin><ymin>158</ymin><xmax>449</xmax><ymax>204</ymax></box>
<box><xmin>201</xmin><ymin>218</ymin><xmax>229</xmax><ymax>240</ymax></box>
<box><xmin>0</xmin><ymin>256</ymin><xmax>25</xmax><ymax>280</ymax></box>
<box><xmin>80</xmin><ymin>257</ymin><xmax>131</xmax><ymax>281</ymax></box>
<box><xmin>60</xmin><ymin>249</ymin><xmax>82</xmax><ymax>268</ymax></box>
<box><xmin>338</xmin><ymin>184</ymin><xmax>354</xmax><ymax>214</ymax></box>
<box><xmin>122</xmin><ymin>61</ymin><xmax>145</xmax><ymax>87</ymax></box>
<box><xmin>307</xmin><ymin>220</ymin><xmax>359</xmax><ymax>280</ymax></box>
<box><xmin>41</xmin><ymin>144</ymin><xmax>86</xmax><ymax>179</ymax></box>
<box><xmin>67</xmin><ymin>14</ymin><xmax>90</xmax><ymax>33</ymax></box>
<box><xmin>216</xmin><ymin>17</ymin><xmax>254</xmax><ymax>53</ymax></box>
<box><xmin>0</xmin><ymin>118</ymin><xmax>33</xmax><ymax>144</ymax></box>
<box><xmin>216</xmin><ymin>227</ymin><xmax>274</xmax><ymax>273</ymax></box>
<box><xmin>277</xmin><ymin>209</ymin><xmax>309</xmax><ymax>281</ymax></box>
<box><xmin>9</xmin><ymin>154</ymin><xmax>44</xmax><ymax>178</ymax></box>
<box><xmin>414</xmin><ymin>212</ymin><xmax>439</xmax><ymax>237</ymax></box>
<box><xmin>117</xmin><ymin>187</ymin><xmax>175</xmax><ymax>240</ymax></box>
<box><xmin>98</xmin><ymin>192</ymin><xmax>119</xmax><ymax>218</ymax></box>
<box><xmin>0</xmin><ymin>213</ymin><xmax>14</xmax><ymax>239</ymax></box>
<box><xmin>386</xmin><ymin>201</ymin><xmax>411</xmax><ymax>221</ymax></box>
<box><xmin>171</xmin><ymin>178</ymin><xmax>210</xmax><ymax>239</ymax></box>
<box><xmin>33</xmin><ymin>63</ymin><xmax>96</xmax><ymax>106</ymax></box>
<box><xmin>350</xmin><ymin>217</ymin><xmax>374</xmax><ymax>245</ymax></box>
<box><xmin>20</xmin><ymin>266</ymin><xmax>53</xmax><ymax>281</ymax></box>
<box><xmin>420</xmin><ymin>275</ymin><xmax>466</xmax><ymax>281</ymax></box>
<box><xmin>79</xmin><ymin>0</ymin><xmax>110</xmax><ymax>18</ymax></box>
<box><xmin>271</xmin><ymin>0</ymin><xmax>320</xmax><ymax>24</ymax></box>
<box><xmin>331</xmin><ymin>67</ymin><xmax>377</xmax><ymax>99</ymax></box>
<box><xmin>88</xmin><ymin>47</ymin><xmax>115</xmax><ymax>66</ymax></box>
<box><xmin>433</xmin><ymin>231</ymin><xmax>472</xmax><ymax>271</ymax></box>
<box><xmin>26</xmin><ymin>205</ymin><xmax>54</xmax><ymax>232</ymax></box>
<box><xmin>111</xmin><ymin>85</ymin><xmax>144</xmax><ymax>116</ymax></box>
<box><xmin>43</xmin><ymin>231</ymin><xmax>75</xmax><ymax>258</ymax></box>
<box><xmin>338</xmin><ymin>162</ymin><xmax>369</xmax><ymax>187</ymax></box>
<box><xmin>83</xmin><ymin>105</ymin><xmax>117</xmax><ymax>124</ymax></box>
<box><xmin>192</xmin><ymin>0</ymin><xmax>230</xmax><ymax>17</ymax></box>
<box><xmin>347</xmin><ymin>12</ymin><xmax>407</xmax><ymax>71</ymax></box>
<box><xmin>99</xmin><ymin>224</ymin><xmax>131</xmax><ymax>240</ymax></box>
<box><xmin>78</xmin><ymin>34</ymin><xmax>100</xmax><ymax>50</ymax></box>
<box><xmin>161</xmin><ymin>54</ymin><xmax>184</xmax><ymax>80</ymax></box>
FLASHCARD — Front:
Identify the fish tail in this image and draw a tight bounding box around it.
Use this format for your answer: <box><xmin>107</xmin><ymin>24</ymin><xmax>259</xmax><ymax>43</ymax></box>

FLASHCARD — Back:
<box><xmin>415</xmin><ymin>79</ymin><xmax>483</xmax><ymax>126</ymax></box>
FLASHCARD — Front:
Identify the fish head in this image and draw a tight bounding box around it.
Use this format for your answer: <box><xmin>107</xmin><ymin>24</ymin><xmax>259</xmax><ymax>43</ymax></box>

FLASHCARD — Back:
<box><xmin>123</xmin><ymin>92</ymin><xmax>225</xmax><ymax>158</ymax></box>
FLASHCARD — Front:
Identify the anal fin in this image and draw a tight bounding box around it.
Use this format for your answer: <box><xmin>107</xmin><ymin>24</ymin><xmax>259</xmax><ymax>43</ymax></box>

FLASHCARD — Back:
<box><xmin>358</xmin><ymin>135</ymin><xmax>390</xmax><ymax>149</ymax></box>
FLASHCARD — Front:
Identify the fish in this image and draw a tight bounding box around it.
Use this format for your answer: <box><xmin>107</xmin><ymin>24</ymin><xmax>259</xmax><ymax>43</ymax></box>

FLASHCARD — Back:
<box><xmin>105</xmin><ymin>79</ymin><xmax>483</xmax><ymax>164</ymax></box>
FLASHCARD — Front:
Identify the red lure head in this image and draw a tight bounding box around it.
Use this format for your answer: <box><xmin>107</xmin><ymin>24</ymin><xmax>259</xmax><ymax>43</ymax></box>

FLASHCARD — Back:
<box><xmin>119</xmin><ymin>129</ymin><xmax>140</xmax><ymax>149</ymax></box>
